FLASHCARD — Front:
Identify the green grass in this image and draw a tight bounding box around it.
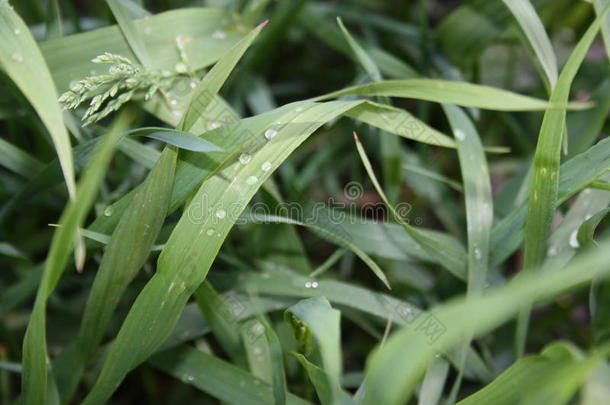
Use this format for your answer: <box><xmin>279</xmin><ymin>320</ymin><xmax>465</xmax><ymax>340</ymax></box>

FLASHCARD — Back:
<box><xmin>0</xmin><ymin>0</ymin><xmax>609</xmax><ymax>404</ymax></box>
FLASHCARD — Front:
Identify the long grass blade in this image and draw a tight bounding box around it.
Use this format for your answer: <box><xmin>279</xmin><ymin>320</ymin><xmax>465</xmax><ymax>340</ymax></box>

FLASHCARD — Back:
<box><xmin>19</xmin><ymin>115</ymin><xmax>128</xmax><ymax>404</ymax></box>
<box><xmin>0</xmin><ymin>1</ymin><xmax>75</xmax><ymax>198</ymax></box>
<box><xmin>516</xmin><ymin>5</ymin><xmax>610</xmax><ymax>356</ymax></box>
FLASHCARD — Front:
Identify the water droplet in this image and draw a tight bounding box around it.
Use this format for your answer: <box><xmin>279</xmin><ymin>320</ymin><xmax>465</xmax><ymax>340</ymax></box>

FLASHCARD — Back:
<box><xmin>311</xmin><ymin>281</ymin><xmax>319</xmax><ymax>288</ymax></box>
<box><xmin>264</xmin><ymin>128</ymin><xmax>278</xmax><ymax>140</ymax></box>
<box><xmin>305</xmin><ymin>281</ymin><xmax>312</xmax><ymax>288</ymax></box>
<box><xmin>212</xmin><ymin>30</ymin><xmax>226</xmax><ymax>40</ymax></box>
<box><xmin>206</xmin><ymin>229</ymin><xmax>215</xmax><ymax>236</ymax></box>
<box><xmin>239</xmin><ymin>153</ymin><xmax>252</xmax><ymax>165</ymax></box>
<box><xmin>473</xmin><ymin>248</ymin><xmax>481</xmax><ymax>260</ymax></box>
<box><xmin>209</xmin><ymin>122</ymin><xmax>221</xmax><ymax>130</ymax></box>
<box><xmin>569</xmin><ymin>230</ymin><xmax>580</xmax><ymax>248</ymax></box>
<box><xmin>162</xmin><ymin>70</ymin><xmax>172</xmax><ymax>77</ymax></box>
<box><xmin>295</xmin><ymin>107</ymin><xmax>304</xmax><ymax>112</ymax></box>
<box><xmin>172</xmin><ymin>110</ymin><xmax>182</xmax><ymax>118</ymax></box>
<box><xmin>253</xmin><ymin>347</ymin><xmax>262</xmax><ymax>355</ymax></box>
<box><xmin>186</xmin><ymin>375</ymin><xmax>194</xmax><ymax>382</ymax></box>
<box><xmin>246</xmin><ymin>175</ymin><xmax>258</xmax><ymax>185</ymax></box>
<box><xmin>454</xmin><ymin>129</ymin><xmax>465</xmax><ymax>141</ymax></box>
<box><xmin>103</xmin><ymin>206</ymin><xmax>114</xmax><ymax>216</ymax></box>
<box><xmin>548</xmin><ymin>246</ymin><xmax>558</xmax><ymax>256</ymax></box>
<box><xmin>189</xmin><ymin>81</ymin><xmax>198</xmax><ymax>89</ymax></box>
<box><xmin>261</xmin><ymin>161</ymin><xmax>272</xmax><ymax>172</ymax></box>
<box><xmin>174</xmin><ymin>62</ymin><xmax>188</xmax><ymax>73</ymax></box>
<box><xmin>169</xmin><ymin>99</ymin><xmax>178</xmax><ymax>106</ymax></box>
<box><xmin>14</xmin><ymin>28</ymin><xmax>20</xmax><ymax>35</ymax></box>
<box><xmin>11</xmin><ymin>52</ymin><xmax>22</xmax><ymax>62</ymax></box>
<box><xmin>216</xmin><ymin>209</ymin><xmax>226</xmax><ymax>219</ymax></box>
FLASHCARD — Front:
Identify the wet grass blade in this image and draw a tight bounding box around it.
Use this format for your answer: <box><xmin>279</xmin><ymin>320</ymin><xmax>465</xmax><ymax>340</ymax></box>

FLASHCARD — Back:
<box><xmin>517</xmin><ymin>5</ymin><xmax>610</xmax><ymax>356</ymax></box>
<box><xmin>0</xmin><ymin>1</ymin><xmax>75</xmax><ymax>198</ymax></box>
<box><xmin>19</xmin><ymin>115</ymin><xmax>127</xmax><ymax>404</ymax></box>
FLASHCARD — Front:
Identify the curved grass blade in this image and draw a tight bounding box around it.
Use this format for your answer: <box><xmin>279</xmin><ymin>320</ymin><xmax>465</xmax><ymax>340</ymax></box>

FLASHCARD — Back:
<box><xmin>578</xmin><ymin>207</ymin><xmax>610</xmax><ymax>249</ymax></box>
<box><xmin>0</xmin><ymin>2</ymin><xmax>75</xmax><ymax>198</ymax></box>
<box><xmin>19</xmin><ymin>115</ymin><xmax>127</xmax><ymax>405</ymax></box>
<box><xmin>338</xmin><ymin>17</ymin><xmax>401</xmax><ymax>202</ymax></box>
<box><xmin>241</xmin><ymin>212</ymin><xmax>391</xmax><ymax>289</ymax></box>
<box><xmin>502</xmin><ymin>0</ymin><xmax>558</xmax><ymax>87</ymax></box>
<box><xmin>362</xmin><ymin>239</ymin><xmax>610</xmax><ymax>405</ymax></box>
<box><xmin>353</xmin><ymin>132</ymin><xmax>467</xmax><ymax>280</ymax></box>
<box><xmin>314</xmin><ymin>79</ymin><xmax>569</xmax><ymax>111</ymax></box>
<box><xmin>517</xmin><ymin>5</ymin><xmax>610</xmax><ymax>356</ymax></box>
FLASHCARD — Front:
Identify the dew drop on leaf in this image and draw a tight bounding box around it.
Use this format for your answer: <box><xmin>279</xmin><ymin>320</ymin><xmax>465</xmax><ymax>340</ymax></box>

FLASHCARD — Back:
<box><xmin>239</xmin><ymin>153</ymin><xmax>252</xmax><ymax>165</ymax></box>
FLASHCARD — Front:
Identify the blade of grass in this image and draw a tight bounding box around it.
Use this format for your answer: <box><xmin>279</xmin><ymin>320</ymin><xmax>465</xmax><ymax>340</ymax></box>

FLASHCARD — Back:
<box><xmin>314</xmin><ymin>79</ymin><xmax>579</xmax><ymax>111</ymax></box>
<box><xmin>106</xmin><ymin>0</ymin><xmax>151</xmax><ymax>68</ymax></box>
<box><xmin>0</xmin><ymin>2</ymin><xmax>75</xmax><ymax>198</ymax></box>
<box><xmin>353</xmin><ymin>132</ymin><xmax>467</xmax><ymax>280</ymax></box>
<box><xmin>516</xmin><ymin>5</ymin><xmax>610</xmax><ymax>357</ymax></box>
<box><xmin>19</xmin><ymin>114</ymin><xmax>128</xmax><ymax>405</ymax></box>
<box><xmin>441</xmin><ymin>104</ymin><xmax>493</xmax><ymax>401</ymax></box>
<box><xmin>502</xmin><ymin>0</ymin><xmax>558</xmax><ymax>88</ymax></box>
<box><xmin>241</xmin><ymin>212</ymin><xmax>391</xmax><ymax>289</ymax></box>
<box><xmin>491</xmin><ymin>136</ymin><xmax>610</xmax><ymax>267</ymax></box>
<box><xmin>338</xmin><ymin>17</ymin><xmax>402</xmax><ymax>203</ymax></box>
